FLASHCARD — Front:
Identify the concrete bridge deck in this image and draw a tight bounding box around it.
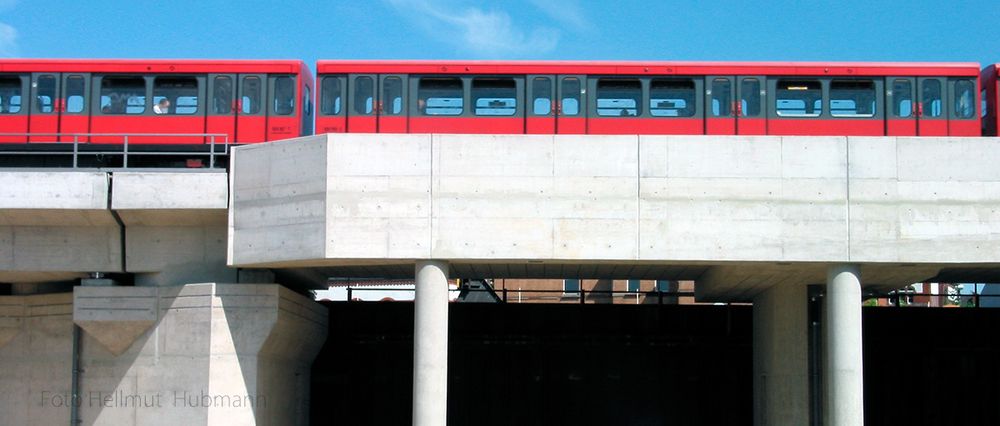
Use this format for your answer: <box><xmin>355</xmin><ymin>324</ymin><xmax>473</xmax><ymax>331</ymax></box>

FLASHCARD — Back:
<box><xmin>229</xmin><ymin>133</ymin><xmax>1000</xmax><ymax>301</ymax></box>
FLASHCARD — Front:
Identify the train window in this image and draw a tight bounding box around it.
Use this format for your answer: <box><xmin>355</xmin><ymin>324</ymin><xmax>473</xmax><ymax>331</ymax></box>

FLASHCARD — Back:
<box><xmin>472</xmin><ymin>78</ymin><xmax>517</xmax><ymax>116</ymax></box>
<box><xmin>953</xmin><ymin>79</ymin><xmax>975</xmax><ymax>119</ymax></box>
<box><xmin>776</xmin><ymin>80</ymin><xmax>822</xmax><ymax>117</ymax></box>
<box><xmin>65</xmin><ymin>75</ymin><xmax>85</xmax><ymax>113</ymax></box>
<box><xmin>830</xmin><ymin>81</ymin><xmax>876</xmax><ymax>117</ymax></box>
<box><xmin>303</xmin><ymin>86</ymin><xmax>312</xmax><ymax>116</ymax></box>
<box><xmin>650</xmin><ymin>79</ymin><xmax>695</xmax><ymax>117</ymax></box>
<box><xmin>383</xmin><ymin>76</ymin><xmax>403</xmax><ymax>115</ymax></box>
<box><xmin>597</xmin><ymin>78</ymin><xmax>641</xmax><ymax>117</ymax></box>
<box><xmin>740</xmin><ymin>79</ymin><xmax>761</xmax><ymax>117</ymax></box>
<box><xmin>982</xmin><ymin>89</ymin><xmax>988</xmax><ymax>118</ymax></box>
<box><xmin>353</xmin><ymin>76</ymin><xmax>374</xmax><ymax>115</ymax></box>
<box><xmin>892</xmin><ymin>80</ymin><xmax>912</xmax><ymax>118</ymax></box>
<box><xmin>921</xmin><ymin>79</ymin><xmax>942</xmax><ymax>118</ymax></box>
<box><xmin>242</xmin><ymin>76</ymin><xmax>262</xmax><ymax>114</ymax></box>
<box><xmin>320</xmin><ymin>77</ymin><xmax>342</xmax><ymax>115</ymax></box>
<box><xmin>273</xmin><ymin>76</ymin><xmax>295</xmax><ymax>116</ymax></box>
<box><xmin>100</xmin><ymin>76</ymin><xmax>146</xmax><ymax>115</ymax></box>
<box><xmin>418</xmin><ymin>77</ymin><xmax>463</xmax><ymax>116</ymax></box>
<box><xmin>35</xmin><ymin>75</ymin><xmax>56</xmax><ymax>113</ymax></box>
<box><xmin>561</xmin><ymin>78</ymin><xmax>581</xmax><ymax>116</ymax></box>
<box><xmin>212</xmin><ymin>76</ymin><xmax>233</xmax><ymax>114</ymax></box>
<box><xmin>710</xmin><ymin>78</ymin><xmax>731</xmax><ymax>117</ymax></box>
<box><xmin>0</xmin><ymin>76</ymin><xmax>21</xmax><ymax>114</ymax></box>
<box><xmin>532</xmin><ymin>77</ymin><xmax>551</xmax><ymax>115</ymax></box>
<box><xmin>153</xmin><ymin>76</ymin><xmax>198</xmax><ymax>115</ymax></box>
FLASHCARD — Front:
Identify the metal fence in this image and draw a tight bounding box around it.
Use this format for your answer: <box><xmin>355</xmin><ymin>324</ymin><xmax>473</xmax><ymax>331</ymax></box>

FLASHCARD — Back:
<box><xmin>0</xmin><ymin>133</ymin><xmax>230</xmax><ymax>168</ymax></box>
<box><xmin>333</xmin><ymin>286</ymin><xmax>699</xmax><ymax>305</ymax></box>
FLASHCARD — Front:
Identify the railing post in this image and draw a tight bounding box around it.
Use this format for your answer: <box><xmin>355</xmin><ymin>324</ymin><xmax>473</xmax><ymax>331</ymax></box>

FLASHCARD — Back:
<box><xmin>72</xmin><ymin>135</ymin><xmax>79</xmax><ymax>168</ymax></box>
<box><xmin>347</xmin><ymin>287</ymin><xmax>353</xmax><ymax>302</ymax></box>
<box><xmin>209</xmin><ymin>135</ymin><xmax>216</xmax><ymax>169</ymax></box>
<box><xmin>502</xmin><ymin>287</ymin><xmax>508</xmax><ymax>303</ymax></box>
<box><xmin>123</xmin><ymin>135</ymin><xmax>129</xmax><ymax>168</ymax></box>
<box><xmin>580</xmin><ymin>289</ymin><xmax>585</xmax><ymax>304</ymax></box>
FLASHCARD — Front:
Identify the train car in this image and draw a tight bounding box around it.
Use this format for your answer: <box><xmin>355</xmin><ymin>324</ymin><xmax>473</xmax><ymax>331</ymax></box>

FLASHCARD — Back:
<box><xmin>0</xmin><ymin>59</ymin><xmax>313</xmax><ymax>145</ymax></box>
<box><xmin>315</xmin><ymin>60</ymin><xmax>981</xmax><ymax>137</ymax></box>
<box><xmin>982</xmin><ymin>64</ymin><xmax>999</xmax><ymax>136</ymax></box>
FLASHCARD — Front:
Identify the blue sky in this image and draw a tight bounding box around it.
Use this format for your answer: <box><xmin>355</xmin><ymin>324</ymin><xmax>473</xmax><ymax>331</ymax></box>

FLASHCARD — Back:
<box><xmin>1</xmin><ymin>0</ymin><xmax>998</xmax><ymax>68</ymax></box>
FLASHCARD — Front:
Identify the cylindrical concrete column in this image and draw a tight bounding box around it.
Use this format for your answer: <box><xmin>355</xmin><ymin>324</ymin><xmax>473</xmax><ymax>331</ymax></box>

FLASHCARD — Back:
<box><xmin>413</xmin><ymin>260</ymin><xmax>450</xmax><ymax>426</ymax></box>
<box><xmin>826</xmin><ymin>264</ymin><xmax>864</xmax><ymax>426</ymax></box>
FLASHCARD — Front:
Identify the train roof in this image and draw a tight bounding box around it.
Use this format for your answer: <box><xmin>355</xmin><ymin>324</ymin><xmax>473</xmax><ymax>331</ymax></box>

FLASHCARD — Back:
<box><xmin>0</xmin><ymin>59</ymin><xmax>308</xmax><ymax>75</ymax></box>
<box><xmin>316</xmin><ymin>60</ymin><xmax>981</xmax><ymax>77</ymax></box>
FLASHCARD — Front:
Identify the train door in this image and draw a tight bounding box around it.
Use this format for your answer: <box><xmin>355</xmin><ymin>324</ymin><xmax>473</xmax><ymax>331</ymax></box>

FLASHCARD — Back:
<box><xmin>60</xmin><ymin>74</ymin><xmax>90</xmax><ymax>141</ymax></box>
<box><xmin>0</xmin><ymin>74</ymin><xmax>28</xmax><ymax>142</ymax></box>
<box><xmin>238</xmin><ymin>74</ymin><xmax>267</xmax><ymax>142</ymax></box>
<box><xmin>917</xmin><ymin>77</ymin><xmax>947</xmax><ymax>136</ymax></box>
<box><xmin>886</xmin><ymin>77</ymin><xmax>916</xmax><ymax>136</ymax></box>
<box><xmin>207</xmin><ymin>74</ymin><xmax>237</xmax><ymax>143</ymax></box>
<box><xmin>737</xmin><ymin>76</ymin><xmax>766</xmax><ymax>135</ymax></box>
<box><xmin>705</xmin><ymin>76</ymin><xmax>735</xmax><ymax>135</ymax></box>
<box><xmin>347</xmin><ymin>74</ymin><xmax>377</xmax><ymax>132</ymax></box>
<box><xmin>556</xmin><ymin>75</ymin><xmax>586</xmax><ymax>134</ymax></box>
<box><xmin>378</xmin><ymin>74</ymin><xmax>407</xmax><ymax>133</ymax></box>
<box><xmin>526</xmin><ymin>75</ymin><xmax>555</xmax><ymax>134</ymax></box>
<box><xmin>266</xmin><ymin>74</ymin><xmax>299</xmax><ymax>140</ymax></box>
<box><xmin>947</xmin><ymin>78</ymin><xmax>979</xmax><ymax>136</ymax></box>
<box><xmin>28</xmin><ymin>73</ymin><xmax>59</xmax><ymax>142</ymax></box>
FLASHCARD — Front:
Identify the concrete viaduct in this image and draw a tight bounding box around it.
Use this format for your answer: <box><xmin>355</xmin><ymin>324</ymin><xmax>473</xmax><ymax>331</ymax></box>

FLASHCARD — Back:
<box><xmin>3</xmin><ymin>133</ymin><xmax>1000</xmax><ymax>425</ymax></box>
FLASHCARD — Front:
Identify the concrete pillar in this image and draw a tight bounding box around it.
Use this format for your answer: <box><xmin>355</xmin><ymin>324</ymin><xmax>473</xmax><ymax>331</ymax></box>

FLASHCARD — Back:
<box><xmin>752</xmin><ymin>284</ymin><xmax>809</xmax><ymax>426</ymax></box>
<box><xmin>826</xmin><ymin>264</ymin><xmax>864</xmax><ymax>426</ymax></box>
<box><xmin>413</xmin><ymin>260</ymin><xmax>449</xmax><ymax>426</ymax></box>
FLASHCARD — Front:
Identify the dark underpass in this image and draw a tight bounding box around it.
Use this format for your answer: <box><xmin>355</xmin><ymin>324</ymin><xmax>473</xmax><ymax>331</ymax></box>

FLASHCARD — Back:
<box><xmin>310</xmin><ymin>302</ymin><xmax>1000</xmax><ymax>425</ymax></box>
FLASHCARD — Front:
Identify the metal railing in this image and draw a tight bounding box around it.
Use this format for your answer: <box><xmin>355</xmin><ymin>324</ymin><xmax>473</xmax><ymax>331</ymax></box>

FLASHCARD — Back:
<box><xmin>0</xmin><ymin>132</ymin><xmax>230</xmax><ymax>168</ymax></box>
<box><xmin>335</xmin><ymin>286</ymin><xmax>699</xmax><ymax>305</ymax></box>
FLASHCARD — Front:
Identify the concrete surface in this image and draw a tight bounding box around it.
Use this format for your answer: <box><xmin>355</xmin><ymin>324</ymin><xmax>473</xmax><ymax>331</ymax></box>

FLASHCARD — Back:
<box><xmin>752</xmin><ymin>284</ymin><xmax>810</xmax><ymax>426</ymax></box>
<box><xmin>826</xmin><ymin>264</ymin><xmax>864</xmax><ymax>426</ymax></box>
<box><xmin>0</xmin><ymin>284</ymin><xmax>328</xmax><ymax>426</ymax></box>
<box><xmin>229</xmin><ymin>134</ymin><xmax>1000</xmax><ymax>300</ymax></box>
<box><xmin>412</xmin><ymin>260</ymin><xmax>450</xmax><ymax>426</ymax></box>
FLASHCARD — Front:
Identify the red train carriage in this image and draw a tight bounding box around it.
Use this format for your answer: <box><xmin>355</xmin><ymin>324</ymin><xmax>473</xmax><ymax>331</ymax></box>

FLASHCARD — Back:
<box><xmin>982</xmin><ymin>64</ymin><xmax>1000</xmax><ymax>136</ymax></box>
<box><xmin>315</xmin><ymin>61</ymin><xmax>981</xmax><ymax>137</ymax></box>
<box><xmin>0</xmin><ymin>59</ymin><xmax>313</xmax><ymax>145</ymax></box>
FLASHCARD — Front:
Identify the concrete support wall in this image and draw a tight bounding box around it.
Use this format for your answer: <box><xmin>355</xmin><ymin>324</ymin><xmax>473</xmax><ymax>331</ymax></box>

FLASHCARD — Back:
<box><xmin>0</xmin><ymin>284</ymin><xmax>327</xmax><ymax>426</ymax></box>
<box><xmin>826</xmin><ymin>264</ymin><xmax>864</xmax><ymax>426</ymax></box>
<box><xmin>752</xmin><ymin>284</ymin><xmax>809</xmax><ymax>426</ymax></box>
<box><xmin>0</xmin><ymin>293</ymin><xmax>74</xmax><ymax>426</ymax></box>
<box><xmin>413</xmin><ymin>260</ymin><xmax>450</xmax><ymax>426</ymax></box>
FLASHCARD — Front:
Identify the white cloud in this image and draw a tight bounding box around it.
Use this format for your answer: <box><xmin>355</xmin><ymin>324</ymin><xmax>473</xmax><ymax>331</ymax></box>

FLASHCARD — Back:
<box><xmin>527</xmin><ymin>0</ymin><xmax>589</xmax><ymax>30</ymax></box>
<box><xmin>386</xmin><ymin>0</ymin><xmax>559</xmax><ymax>57</ymax></box>
<box><xmin>0</xmin><ymin>23</ymin><xmax>17</xmax><ymax>57</ymax></box>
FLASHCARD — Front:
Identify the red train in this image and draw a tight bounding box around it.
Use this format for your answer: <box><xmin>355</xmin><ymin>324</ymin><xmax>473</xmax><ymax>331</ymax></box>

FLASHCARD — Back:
<box><xmin>0</xmin><ymin>59</ymin><xmax>994</xmax><ymax>156</ymax></box>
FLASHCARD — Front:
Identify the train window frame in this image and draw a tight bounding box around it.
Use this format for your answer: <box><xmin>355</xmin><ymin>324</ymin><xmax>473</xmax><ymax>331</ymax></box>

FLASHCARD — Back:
<box><xmin>710</xmin><ymin>78</ymin><xmax>732</xmax><ymax>117</ymax></box>
<box><xmin>0</xmin><ymin>75</ymin><xmax>24</xmax><ymax>115</ymax></box>
<box><xmin>560</xmin><ymin>77</ymin><xmax>582</xmax><ymax>117</ymax></box>
<box><xmin>595</xmin><ymin>77</ymin><xmax>642</xmax><ymax>117</ymax></box>
<box><xmin>982</xmin><ymin>88</ymin><xmax>988</xmax><ymax>119</ymax></box>
<box><xmin>952</xmin><ymin>79</ymin><xmax>975</xmax><ymax>119</ymax></box>
<box><xmin>829</xmin><ymin>80</ymin><xmax>877</xmax><ymax>118</ymax></box>
<box><xmin>531</xmin><ymin>77</ymin><xmax>552</xmax><ymax>116</ymax></box>
<box><xmin>471</xmin><ymin>77</ymin><xmax>518</xmax><ymax>117</ymax></box>
<box><xmin>921</xmin><ymin>79</ymin><xmax>944</xmax><ymax>118</ymax></box>
<box><xmin>98</xmin><ymin>75</ymin><xmax>147</xmax><ymax>115</ymax></box>
<box><xmin>241</xmin><ymin>75</ymin><xmax>263</xmax><ymax>115</ymax></box>
<box><xmin>271</xmin><ymin>75</ymin><xmax>296</xmax><ymax>116</ymax></box>
<box><xmin>65</xmin><ymin>75</ymin><xmax>87</xmax><ymax>114</ymax></box>
<box><xmin>34</xmin><ymin>74</ymin><xmax>57</xmax><ymax>114</ymax></box>
<box><xmin>740</xmin><ymin>78</ymin><xmax>762</xmax><ymax>118</ymax></box>
<box><xmin>210</xmin><ymin>75</ymin><xmax>234</xmax><ymax>115</ymax></box>
<box><xmin>152</xmin><ymin>75</ymin><xmax>201</xmax><ymax>116</ymax></box>
<box><xmin>383</xmin><ymin>76</ymin><xmax>404</xmax><ymax>116</ymax></box>
<box><xmin>416</xmin><ymin>76</ymin><xmax>464</xmax><ymax>117</ymax></box>
<box><xmin>319</xmin><ymin>76</ymin><xmax>345</xmax><ymax>116</ymax></box>
<box><xmin>649</xmin><ymin>78</ymin><xmax>697</xmax><ymax>118</ymax></box>
<box><xmin>891</xmin><ymin>79</ymin><xmax>913</xmax><ymax>118</ymax></box>
<box><xmin>352</xmin><ymin>75</ymin><xmax>375</xmax><ymax>116</ymax></box>
<box><xmin>774</xmin><ymin>79</ymin><xmax>823</xmax><ymax>118</ymax></box>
